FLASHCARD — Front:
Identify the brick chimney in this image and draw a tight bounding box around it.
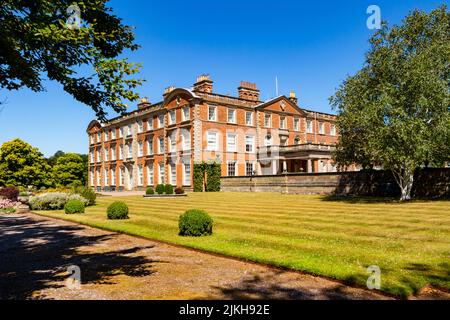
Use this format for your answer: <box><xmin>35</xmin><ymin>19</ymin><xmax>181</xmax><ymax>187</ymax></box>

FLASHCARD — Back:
<box><xmin>238</xmin><ymin>81</ymin><xmax>260</xmax><ymax>101</ymax></box>
<box><xmin>289</xmin><ymin>91</ymin><xmax>298</xmax><ymax>104</ymax></box>
<box><xmin>137</xmin><ymin>97</ymin><xmax>151</xmax><ymax>109</ymax></box>
<box><xmin>193</xmin><ymin>74</ymin><xmax>213</xmax><ymax>93</ymax></box>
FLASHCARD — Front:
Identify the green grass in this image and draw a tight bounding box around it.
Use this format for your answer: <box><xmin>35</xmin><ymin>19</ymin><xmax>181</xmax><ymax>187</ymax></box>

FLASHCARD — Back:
<box><xmin>37</xmin><ymin>193</ymin><xmax>450</xmax><ymax>297</ymax></box>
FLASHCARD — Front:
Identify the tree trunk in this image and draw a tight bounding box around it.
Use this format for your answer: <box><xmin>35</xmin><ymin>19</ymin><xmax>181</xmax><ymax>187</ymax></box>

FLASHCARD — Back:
<box><xmin>395</xmin><ymin>167</ymin><xmax>414</xmax><ymax>202</ymax></box>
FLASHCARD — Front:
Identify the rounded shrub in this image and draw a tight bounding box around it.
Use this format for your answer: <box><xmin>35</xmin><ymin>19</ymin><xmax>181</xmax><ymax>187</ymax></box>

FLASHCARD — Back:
<box><xmin>64</xmin><ymin>199</ymin><xmax>85</xmax><ymax>214</ymax></box>
<box><xmin>107</xmin><ymin>201</ymin><xmax>129</xmax><ymax>220</ymax></box>
<box><xmin>175</xmin><ymin>187</ymin><xmax>185</xmax><ymax>195</ymax></box>
<box><xmin>146</xmin><ymin>187</ymin><xmax>155</xmax><ymax>195</ymax></box>
<box><xmin>179</xmin><ymin>209</ymin><xmax>213</xmax><ymax>237</ymax></box>
<box><xmin>155</xmin><ymin>184</ymin><xmax>165</xmax><ymax>195</ymax></box>
<box><xmin>0</xmin><ymin>187</ymin><xmax>20</xmax><ymax>201</ymax></box>
<box><xmin>165</xmin><ymin>184</ymin><xmax>174</xmax><ymax>195</ymax></box>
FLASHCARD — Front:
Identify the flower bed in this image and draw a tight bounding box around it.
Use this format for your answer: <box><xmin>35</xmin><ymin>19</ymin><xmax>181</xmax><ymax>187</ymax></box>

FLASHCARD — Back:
<box><xmin>0</xmin><ymin>199</ymin><xmax>19</xmax><ymax>214</ymax></box>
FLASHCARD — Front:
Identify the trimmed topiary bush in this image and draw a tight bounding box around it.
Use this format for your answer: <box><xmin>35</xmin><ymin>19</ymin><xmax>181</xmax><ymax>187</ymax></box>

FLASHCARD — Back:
<box><xmin>175</xmin><ymin>187</ymin><xmax>185</xmax><ymax>195</ymax></box>
<box><xmin>107</xmin><ymin>201</ymin><xmax>129</xmax><ymax>220</ymax></box>
<box><xmin>64</xmin><ymin>199</ymin><xmax>85</xmax><ymax>214</ymax></box>
<box><xmin>165</xmin><ymin>184</ymin><xmax>174</xmax><ymax>195</ymax></box>
<box><xmin>179</xmin><ymin>209</ymin><xmax>213</xmax><ymax>237</ymax></box>
<box><xmin>155</xmin><ymin>184</ymin><xmax>165</xmax><ymax>195</ymax></box>
<box><xmin>146</xmin><ymin>187</ymin><xmax>155</xmax><ymax>195</ymax></box>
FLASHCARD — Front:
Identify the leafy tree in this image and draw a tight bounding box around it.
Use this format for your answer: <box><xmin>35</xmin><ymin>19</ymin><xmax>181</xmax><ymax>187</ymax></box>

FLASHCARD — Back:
<box><xmin>0</xmin><ymin>139</ymin><xmax>53</xmax><ymax>188</ymax></box>
<box><xmin>0</xmin><ymin>0</ymin><xmax>144</xmax><ymax>120</ymax></box>
<box><xmin>52</xmin><ymin>153</ymin><xmax>87</xmax><ymax>186</ymax></box>
<box><xmin>330</xmin><ymin>6</ymin><xmax>450</xmax><ymax>201</ymax></box>
<box><xmin>47</xmin><ymin>150</ymin><xmax>66</xmax><ymax>166</ymax></box>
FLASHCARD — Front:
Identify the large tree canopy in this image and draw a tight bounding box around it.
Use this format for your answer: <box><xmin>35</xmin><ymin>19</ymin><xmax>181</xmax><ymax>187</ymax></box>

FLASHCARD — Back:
<box><xmin>52</xmin><ymin>152</ymin><xmax>87</xmax><ymax>186</ymax></box>
<box><xmin>0</xmin><ymin>139</ymin><xmax>53</xmax><ymax>188</ymax></box>
<box><xmin>330</xmin><ymin>6</ymin><xmax>450</xmax><ymax>201</ymax></box>
<box><xmin>0</xmin><ymin>0</ymin><xmax>144</xmax><ymax>120</ymax></box>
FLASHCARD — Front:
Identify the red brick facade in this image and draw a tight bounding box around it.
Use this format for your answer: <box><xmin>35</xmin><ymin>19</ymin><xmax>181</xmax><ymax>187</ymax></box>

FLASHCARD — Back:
<box><xmin>87</xmin><ymin>75</ymin><xmax>340</xmax><ymax>191</ymax></box>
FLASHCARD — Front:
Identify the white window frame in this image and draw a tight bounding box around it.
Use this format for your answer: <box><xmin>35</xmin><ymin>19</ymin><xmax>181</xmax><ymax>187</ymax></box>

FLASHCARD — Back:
<box><xmin>127</xmin><ymin>143</ymin><xmax>132</xmax><ymax>159</ymax></box>
<box><xmin>112</xmin><ymin>129</ymin><xmax>116</xmax><ymax>139</ymax></box>
<box><xmin>111</xmin><ymin>146</ymin><xmax>116</xmax><ymax>161</ymax></box>
<box><xmin>307</xmin><ymin>120</ymin><xmax>313</xmax><ymax>134</ymax></box>
<box><xmin>264</xmin><ymin>114</ymin><xmax>272</xmax><ymax>128</ymax></box>
<box><xmin>246</xmin><ymin>162</ymin><xmax>255</xmax><ymax>176</ymax></box>
<box><xmin>245</xmin><ymin>135</ymin><xmax>254</xmax><ymax>153</ymax></box>
<box><xmin>127</xmin><ymin>124</ymin><xmax>132</xmax><ymax>136</ymax></box>
<box><xmin>97</xmin><ymin>132</ymin><xmax>101</xmax><ymax>142</ymax></box>
<box><xmin>158</xmin><ymin>163</ymin><xmax>165</xmax><ymax>184</ymax></box>
<box><xmin>330</xmin><ymin>124</ymin><xmax>336</xmax><ymax>136</ymax></box>
<box><xmin>147</xmin><ymin>163</ymin><xmax>154</xmax><ymax>186</ymax></box>
<box><xmin>169</xmin><ymin>136</ymin><xmax>176</xmax><ymax>153</ymax></box>
<box><xmin>147</xmin><ymin>139</ymin><xmax>153</xmax><ymax>155</ymax></box>
<box><xmin>169</xmin><ymin>110</ymin><xmax>176</xmax><ymax>125</ymax></box>
<box><xmin>105</xmin><ymin>131</ymin><xmax>109</xmax><ymax>141</ymax></box>
<box><xmin>227</xmin><ymin>133</ymin><xmax>237</xmax><ymax>152</ymax></box>
<box><xmin>104</xmin><ymin>147</ymin><xmax>109</xmax><ymax>161</ymax></box>
<box><xmin>182</xmin><ymin>132</ymin><xmax>191</xmax><ymax>151</ymax></box>
<box><xmin>90</xmin><ymin>169</ymin><xmax>94</xmax><ymax>186</ymax></box>
<box><xmin>138</xmin><ymin>165</ymin><xmax>143</xmax><ymax>186</ymax></box>
<box><xmin>208</xmin><ymin>105</ymin><xmax>217</xmax><ymax>121</ymax></box>
<box><xmin>245</xmin><ymin>112</ymin><xmax>253</xmax><ymax>126</ymax></box>
<box><xmin>137</xmin><ymin>120</ymin><xmax>143</xmax><ymax>133</ymax></box>
<box><xmin>158</xmin><ymin>114</ymin><xmax>165</xmax><ymax>128</ymax></box>
<box><xmin>294</xmin><ymin>118</ymin><xmax>300</xmax><ymax>131</ymax></box>
<box><xmin>227</xmin><ymin>108</ymin><xmax>236</xmax><ymax>123</ymax></box>
<box><xmin>158</xmin><ymin>137</ymin><xmax>165</xmax><ymax>154</ymax></box>
<box><xmin>182</xmin><ymin>107</ymin><xmax>190</xmax><ymax>121</ymax></box>
<box><xmin>183</xmin><ymin>162</ymin><xmax>191</xmax><ymax>186</ymax></box>
<box><xmin>147</xmin><ymin>118</ymin><xmax>153</xmax><ymax>131</ymax></box>
<box><xmin>111</xmin><ymin>168</ymin><xmax>116</xmax><ymax>186</ymax></box>
<box><xmin>319</xmin><ymin>122</ymin><xmax>325</xmax><ymax>135</ymax></box>
<box><xmin>206</xmin><ymin>131</ymin><xmax>218</xmax><ymax>151</ymax></box>
<box><xmin>170</xmin><ymin>163</ymin><xmax>176</xmax><ymax>186</ymax></box>
<box><xmin>280</xmin><ymin>116</ymin><xmax>286</xmax><ymax>129</ymax></box>
<box><xmin>96</xmin><ymin>169</ymin><xmax>101</xmax><ymax>186</ymax></box>
<box><xmin>104</xmin><ymin>168</ymin><xmax>109</xmax><ymax>186</ymax></box>
<box><xmin>227</xmin><ymin>161</ymin><xmax>237</xmax><ymax>177</ymax></box>
<box><xmin>120</xmin><ymin>167</ymin><xmax>125</xmax><ymax>186</ymax></box>
<box><xmin>119</xmin><ymin>127</ymin><xmax>124</xmax><ymax>138</ymax></box>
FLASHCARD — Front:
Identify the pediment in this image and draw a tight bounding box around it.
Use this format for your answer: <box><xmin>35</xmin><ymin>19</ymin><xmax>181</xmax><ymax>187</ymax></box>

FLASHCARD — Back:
<box><xmin>256</xmin><ymin>96</ymin><xmax>306</xmax><ymax>116</ymax></box>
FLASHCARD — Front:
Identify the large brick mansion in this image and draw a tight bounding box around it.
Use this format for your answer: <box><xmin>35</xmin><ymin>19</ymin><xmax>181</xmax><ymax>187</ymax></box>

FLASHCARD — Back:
<box><xmin>87</xmin><ymin>75</ymin><xmax>339</xmax><ymax>191</ymax></box>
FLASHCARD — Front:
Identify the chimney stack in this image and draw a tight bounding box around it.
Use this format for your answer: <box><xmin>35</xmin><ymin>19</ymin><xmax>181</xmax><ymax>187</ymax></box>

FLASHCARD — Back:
<box><xmin>138</xmin><ymin>97</ymin><xmax>151</xmax><ymax>109</ymax></box>
<box><xmin>238</xmin><ymin>81</ymin><xmax>260</xmax><ymax>102</ymax></box>
<box><xmin>193</xmin><ymin>74</ymin><xmax>213</xmax><ymax>93</ymax></box>
<box><xmin>289</xmin><ymin>91</ymin><xmax>298</xmax><ymax>104</ymax></box>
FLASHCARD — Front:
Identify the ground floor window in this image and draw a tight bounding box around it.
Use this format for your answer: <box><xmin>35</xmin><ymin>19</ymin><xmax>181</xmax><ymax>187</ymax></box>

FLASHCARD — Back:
<box><xmin>147</xmin><ymin>163</ymin><xmax>154</xmax><ymax>185</ymax></box>
<box><xmin>158</xmin><ymin>163</ymin><xmax>165</xmax><ymax>184</ymax></box>
<box><xmin>138</xmin><ymin>165</ymin><xmax>143</xmax><ymax>186</ymax></box>
<box><xmin>104</xmin><ymin>169</ymin><xmax>109</xmax><ymax>186</ymax></box>
<box><xmin>111</xmin><ymin>168</ymin><xmax>116</xmax><ymax>186</ymax></box>
<box><xmin>183</xmin><ymin>162</ymin><xmax>191</xmax><ymax>185</ymax></box>
<box><xmin>120</xmin><ymin>167</ymin><xmax>125</xmax><ymax>186</ymax></box>
<box><xmin>96</xmin><ymin>169</ymin><xmax>101</xmax><ymax>186</ymax></box>
<box><xmin>170</xmin><ymin>163</ymin><xmax>176</xmax><ymax>185</ymax></box>
<box><xmin>90</xmin><ymin>170</ymin><xmax>94</xmax><ymax>186</ymax></box>
<box><xmin>246</xmin><ymin>162</ymin><xmax>254</xmax><ymax>176</ymax></box>
<box><xmin>227</xmin><ymin>162</ymin><xmax>236</xmax><ymax>177</ymax></box>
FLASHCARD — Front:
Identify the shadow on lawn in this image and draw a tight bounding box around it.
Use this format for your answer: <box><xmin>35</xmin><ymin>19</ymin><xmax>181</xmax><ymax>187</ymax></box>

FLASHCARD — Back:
<box><xmin>321</xmin><ymin>195</ymin><xmax>399</xmax><ymax>204</ymax></box>
<box><xmin>0</xmin><ymin>215</ymin><xmax>159</xmax><ymax>300</ymax></box>
<box><xmin>211</xmin><ymin>272</ymin><xmax>374</xmax><ymax>300</ymax></box>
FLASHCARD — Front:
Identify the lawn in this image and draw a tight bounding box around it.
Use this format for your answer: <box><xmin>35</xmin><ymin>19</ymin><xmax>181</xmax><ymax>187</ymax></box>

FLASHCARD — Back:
<box><xmin>36</xmin><ymin>193</ymin><xmax>450</xmax><ymax>297</ymax></box>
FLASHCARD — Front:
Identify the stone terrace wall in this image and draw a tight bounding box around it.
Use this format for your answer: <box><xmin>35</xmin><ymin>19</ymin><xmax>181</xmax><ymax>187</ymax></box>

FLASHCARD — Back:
<box><xmin>221</xmin><ymin>168</ymin><xmax>450</xmax><ymax>198</ymax></box>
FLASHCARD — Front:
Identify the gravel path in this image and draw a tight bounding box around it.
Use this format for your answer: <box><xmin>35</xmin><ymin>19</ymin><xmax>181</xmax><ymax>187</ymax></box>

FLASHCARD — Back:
<box><xmin>0</xmin><ymin>213</ymin><xmax>444</xmax><ymax>300</ymax></box>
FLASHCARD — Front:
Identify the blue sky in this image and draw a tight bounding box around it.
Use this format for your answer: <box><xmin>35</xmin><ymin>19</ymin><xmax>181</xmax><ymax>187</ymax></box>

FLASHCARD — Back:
<box><xmin>0</xmin><ymin>0</ymin><xmax>446</xmax><ymax>157</ymax></box>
